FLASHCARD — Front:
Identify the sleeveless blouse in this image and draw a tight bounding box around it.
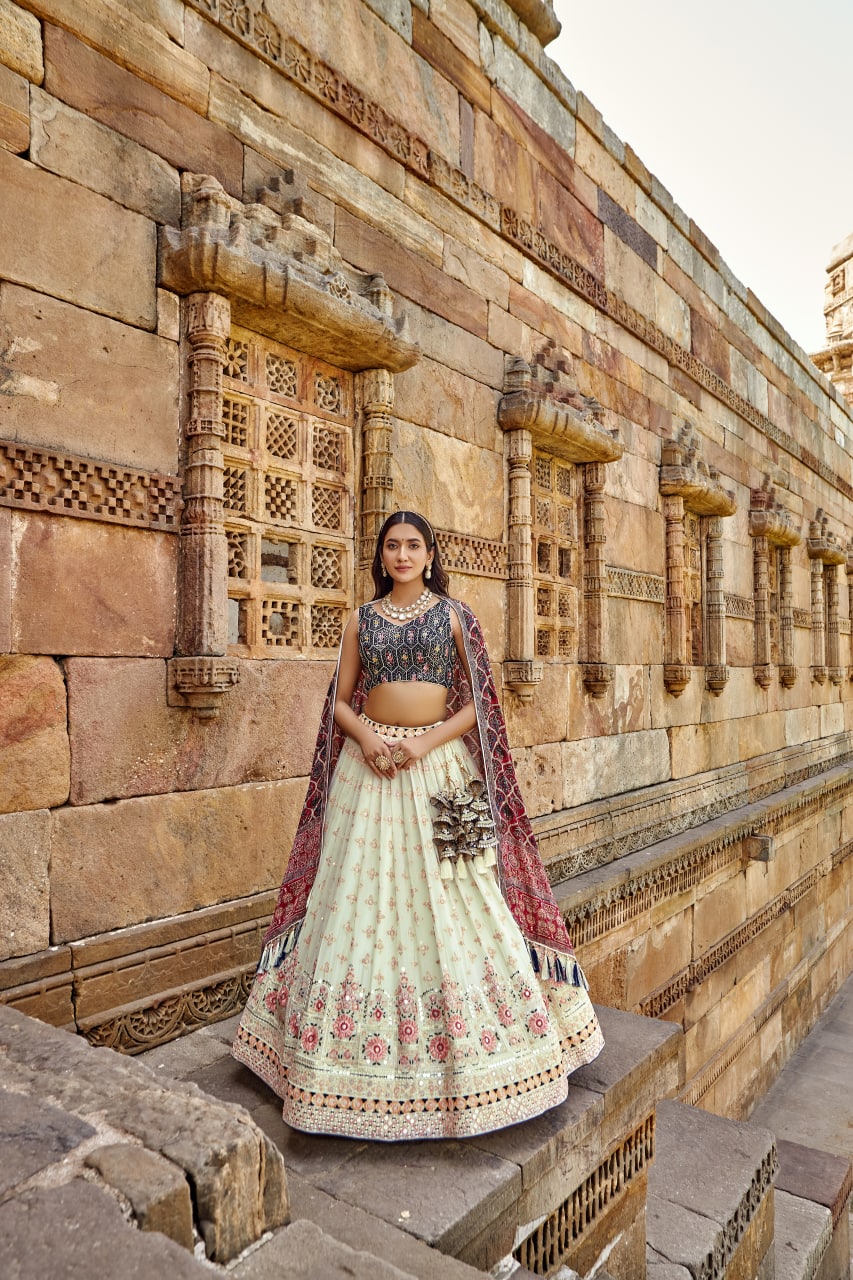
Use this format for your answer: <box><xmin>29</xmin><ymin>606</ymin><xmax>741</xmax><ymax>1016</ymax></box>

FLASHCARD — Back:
<box><xmin>358</xmin><ymin>598</ymin><xmax>456</xmax><ymax>693</ymax></box>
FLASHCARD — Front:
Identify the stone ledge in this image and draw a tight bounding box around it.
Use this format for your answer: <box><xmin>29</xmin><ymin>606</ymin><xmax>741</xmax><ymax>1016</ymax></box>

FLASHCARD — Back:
<box><xmin>773</xmin><ymin>1190</ymin><xmax>831</xmax><ymax>1280</ymax></box>
<box><xmin>0</xmin><ymin>1005</ymin><xmax>288</xmax><ymax>1263</ymax></box>
<box><xmin>143</xmin><ymin>1004</ymin><xmax>682</xmax><ymax>1277</ymax></box>
<box><xmin>647</xmin><ymin>1099</ymin><xmax>777</xmax><ymax>1280</ymax></box>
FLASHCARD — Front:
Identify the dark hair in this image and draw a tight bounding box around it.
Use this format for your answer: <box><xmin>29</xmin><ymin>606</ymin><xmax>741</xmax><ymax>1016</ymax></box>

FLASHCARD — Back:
<box><xmin>370</xmin><ymin>511</ymin><xmax>450</xmax><ymax>600</ymax></box>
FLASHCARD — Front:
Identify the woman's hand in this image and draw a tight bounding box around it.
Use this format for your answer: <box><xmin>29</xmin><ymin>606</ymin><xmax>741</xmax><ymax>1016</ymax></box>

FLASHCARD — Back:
<box><xmin>384</xmin><ymin>733</ymin><xmax>430</xmax><ymax>770</ymax></box>
<box><xmin>357</xmin><ymin>729</ymin><xmax>397</xmax><ymax>778</ymax></box>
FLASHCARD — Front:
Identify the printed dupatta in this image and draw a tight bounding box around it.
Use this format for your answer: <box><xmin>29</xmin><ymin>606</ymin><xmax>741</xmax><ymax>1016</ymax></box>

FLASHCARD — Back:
<box><xmin>261</xmin><ymin>599</ymin><xmax>584</xmax><ymax>985</ymax></box>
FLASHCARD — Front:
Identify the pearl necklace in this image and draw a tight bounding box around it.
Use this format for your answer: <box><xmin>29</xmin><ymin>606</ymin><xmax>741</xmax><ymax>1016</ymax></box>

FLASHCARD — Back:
<box><xmin>380</xmin><ymin>587</ymin><xmax>433</xmax><ymax>621</ymax></box>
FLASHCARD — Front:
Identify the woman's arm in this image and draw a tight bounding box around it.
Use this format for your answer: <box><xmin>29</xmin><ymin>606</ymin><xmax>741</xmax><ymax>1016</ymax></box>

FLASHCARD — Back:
<box><xmin>333</xmin><ymin>614</ymin><xmax>397</xmax><ymax>778</ymax></box>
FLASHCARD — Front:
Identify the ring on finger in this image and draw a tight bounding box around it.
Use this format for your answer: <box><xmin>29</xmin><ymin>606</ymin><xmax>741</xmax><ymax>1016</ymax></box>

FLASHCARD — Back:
<box><xmin>392</xmin><ymin>748</ymin><xmax>406</xmax><ymax>765</ymax></box>
<box><xmin>375</xmin><ymin>755</ymin><xmax>390</xmax><ymax>772</ymax></box>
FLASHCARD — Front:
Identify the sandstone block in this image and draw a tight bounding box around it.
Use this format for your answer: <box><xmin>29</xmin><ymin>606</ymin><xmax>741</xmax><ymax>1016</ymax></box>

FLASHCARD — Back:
<box><xmin>412</xmin><ymin>8</ymin><xmax>489</xmax><ymax>113</ymax></box>
<box><xmin>66</xmin><ymin>657</ymin><xmax>332</xmax><ymax>805</ymax></box>
<box><xmin>231</xmin><ymin>1218</ymin><xmax>417</xmax><ymax>1280</ymax></box>
<box><xmin>669</xmin><ymin>720</ymin><xmax>741</xmax><ymax>779</ymax></box>
<box><xmin>11</xmin><ymin>514</ymin><xmax>176</xmax><ymax>657</ymax></box>
<box><xmin>0</xmin><ymin>1004</ymin><xmax>289</xmax><ymax>1262</ymax></box>
<box><xmin>193</xmin><ymin>19</ymin><xmax>407</xmax><ymax>207</ymax></box>
<box><xmin>335</xmin><ymin>207</ymin><xmax>488</xmax><ymax>339</ymax></box>
<box><xmin>0</xmin><ymin>0</ymin><xmax>43</xmax><ymax>82</ymax></box>
<box><xmin>693</xmin><ymin>871</ymin><xmax>747</xmax><ymax>957</ymax></box>
<box><xmin>489</xmin><ymin>32</ymin><xmax>575</xmax><ymax>160</ymax></box>
<box><xmin>44</xmin><ymin>26</ymin><xmax>240</xmax><ymax>196</ymax></box>
<box><xmin>30</xmin><ymin>88</ymin><xmax>181</xmax><ymax>225</ymax></box>
<box><xmin>561</xmin><ymin>729</ymin><xmax>670</xmax><ymax>807</ymax></box>
<box><xmin>504</xmin><ymin>662</ymin><xmax>570</xmax><ymax>746</ymax></box>
<box><xmin>0</xmin><ymin>655</ymin><xmax>69</xmax><ymax>813</ymax></box>
<box><xmin>394</xmin><ymin>355</ymin><xmax>500</xmax><ymax>450</ymax></box>
<box><xmin>269</xmin><ymin>0</ymin><xmax>459</xmax><ymax>160</ymax></box>
<box><xmin>50</xmin><ymin>777</ymin><xmax>305</xmax><ymax>941</ymax></box>
<box><xmin>156</xmin><ymin>287</ymin><xmax>180</xmax><ymax>341</ymax></box>
<box><xmin>0</xmin><ymin>1179</ymin><xmax>213</xmax><ymax>1279</ymax></box>
<box><xmin>429</xmin><ymin>0</ymin><xmax>481</xmax><ymax>67</ymax></box>
<box><xmin>0</xmin><ymin>810</ymin><xmax>51</xmax><ymax>961</ymax></box>
<box><xmin>0</xmin><ymin>60</ymin><xmax>28</xmax><ymax>153</ymax></box>
<box><xmin>603</xmin><ymin>226</ymin><xmax>656</xmax><ymax>319</ymax></box>
<box><xmin>404</xmin><ymin>298</ymin><xmax>505</xmax><ymax>388</ymax></box>
<box><xmin>538</xmin><ymin>168</ymin><xmax>605</xmax><ymax>279</ymax></box>
<box><xmin>0</xmin><ymin>1090</ymin><xmax>95</xmax><ymax>1197</ymax></box>
<box><xmin>513</xmin><ymin>741</ymin><xmax>563</xmax><ymax>816</ymax></box>
<box><xmin>85</xmin><ymin>1143</ymin><xmax>194</xmax><ymax>1248</ymax></box>
<box><xmin>391</xmin><ymin>421</ymin><xmax>504</xmax><ymax>540</ymax></box>
<box><xmin>0</xmin><ymin>149</ymin><xmax>156</xmax><ymax>328</ymax></box>
<box><xmin>0</xmin><ymin>284</ymin><xmax>179</xmax><ymax>473</ymax></box>
<box><xmin>34</xmin><ymin>0</ymin><xmax>209</xmax><ymax>111</ymax></box>
<box><xmin>0</xmin><ymin>507</ymin><xmax>12</xmax><ymax>652</ymax></box>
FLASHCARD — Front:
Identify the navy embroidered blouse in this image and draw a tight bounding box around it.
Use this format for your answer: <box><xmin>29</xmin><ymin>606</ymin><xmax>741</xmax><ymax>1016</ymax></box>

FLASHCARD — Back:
<box><xmin>358</xmin><ymin>598</ymin><xmax>457</xmax><ymax>693</ymax></box>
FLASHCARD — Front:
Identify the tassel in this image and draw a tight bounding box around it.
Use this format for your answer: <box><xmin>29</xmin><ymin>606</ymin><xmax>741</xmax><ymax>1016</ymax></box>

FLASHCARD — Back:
<box><xmin>440</xmin><ymin>859</ymin><xmax>454</xmax><ymax>881</ymax></box>
<box><xmin>529</xmin><ymin>946</ymin><xmax>541</xmax><ymax>975</ymax></box>
<box><xmin>456</xmin><ymin>856</ymin><xmax>469</xmax><ymax>879</ymax></box>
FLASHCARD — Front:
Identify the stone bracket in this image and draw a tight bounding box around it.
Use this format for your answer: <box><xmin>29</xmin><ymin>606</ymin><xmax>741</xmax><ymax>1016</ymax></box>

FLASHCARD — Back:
<box><xmin>167</xmin><ymin>657</ymin><xmax>240</xmax><ymax>718</ymax></box>
<box><xmin>581</xmin><ymin>662</ymin><xmax>614</xmax><ymax>698</ymax></box>
<box><xmin>503</xmin><ymin>659</ymin><xmax>544</xmax><ymax>703</ymax></box>
<box><xmin>705</xmin><ymin>664</ymin><xmax>729</xmax><ymax>696</ymax></box>
<box><xmin>664</xmin><ymin>663</ymin><xmax>692</xmax><ymax>697</ymax></box>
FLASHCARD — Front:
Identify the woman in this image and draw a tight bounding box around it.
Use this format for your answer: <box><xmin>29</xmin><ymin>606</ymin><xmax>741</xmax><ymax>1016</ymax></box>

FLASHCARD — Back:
<box><xmin>233</xmin><ymin>511</ymin><xmax>603</xmax><ymax>1140</ymax></box>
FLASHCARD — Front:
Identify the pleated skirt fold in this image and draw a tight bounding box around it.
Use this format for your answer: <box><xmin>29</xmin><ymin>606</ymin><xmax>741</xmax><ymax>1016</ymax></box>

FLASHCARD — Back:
<box><xmin>233</xmin><ymin>733</ymin><xmax>603</xmax><ymax>1140</ymax></box>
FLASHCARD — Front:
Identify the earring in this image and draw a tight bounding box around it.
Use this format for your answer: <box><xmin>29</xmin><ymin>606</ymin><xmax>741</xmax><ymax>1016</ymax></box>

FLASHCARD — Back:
<box><xmin>382</xmin><ymin>564</ymin><xmax>388</xmax><ymax>577</ymax></box>
<box><xmin>426</xmin><ymin>564</ymin><xmax>432</xmax><ymax>580</ymax></box>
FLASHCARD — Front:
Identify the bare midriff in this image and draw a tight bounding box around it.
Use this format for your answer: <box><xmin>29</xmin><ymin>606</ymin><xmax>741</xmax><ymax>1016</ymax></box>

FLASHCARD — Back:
<box><xmin>362</xmin><ymin>681</ymin><xmax>449</xmax><ymax>728</ymax></box>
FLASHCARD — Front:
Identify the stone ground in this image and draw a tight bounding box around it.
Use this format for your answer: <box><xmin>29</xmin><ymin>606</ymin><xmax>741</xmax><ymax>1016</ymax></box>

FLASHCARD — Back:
<box><xmin>750</xmin><ymin>969</ymin><xmax>853</xmax><ymax>1275</ymax></box>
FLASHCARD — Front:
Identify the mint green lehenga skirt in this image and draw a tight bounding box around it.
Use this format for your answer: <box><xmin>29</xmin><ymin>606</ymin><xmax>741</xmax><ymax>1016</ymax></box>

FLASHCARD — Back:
<box><xmin>233</xmin><ymin>722</ymin><xmax>603</xmax><ymax>1140</ymax></box>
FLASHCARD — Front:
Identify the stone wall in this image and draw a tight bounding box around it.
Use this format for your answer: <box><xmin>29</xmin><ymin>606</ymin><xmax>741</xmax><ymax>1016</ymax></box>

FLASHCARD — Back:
<box><xmin>1</xmin><ymin>0</ymin><xmax>852</xmax><ymax>1121</ymax></box>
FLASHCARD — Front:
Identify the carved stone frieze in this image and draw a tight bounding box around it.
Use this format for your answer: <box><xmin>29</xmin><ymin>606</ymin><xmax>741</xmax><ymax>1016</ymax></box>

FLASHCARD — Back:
<box><xmin>659</xmin><ymin>426</ymin><xmax>735</xmax><ymax>695</ymax></box>
<box><xmin>0</xmin><ymin>439</ymin><xmax>180</xmax><ymax>530</ymax></box>
<box><xmin>83</xmin><ymin>971</ymin><xmax>253</xmax><ymax>1054</ymax></box>
<box><xmin>160</xmin><ymin>174</ymin><xmax>419</xmax><ymax>374</ymax></box>
<box><xmin>514</xmin><ymin>1115</ymin><xmax>655</xmax><ymax>1275</ymax></box>
<box><xmin>499</xmin><ymin>346</ymin><xmax>622</xmax><ymax>700</ymax></box>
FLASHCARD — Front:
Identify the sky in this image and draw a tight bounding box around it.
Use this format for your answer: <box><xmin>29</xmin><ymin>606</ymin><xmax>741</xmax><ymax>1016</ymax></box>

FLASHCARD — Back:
<box><xmin>549</xmin><ymin>0</ymin><xmax>853</xmax><ymax>356</ymax></box>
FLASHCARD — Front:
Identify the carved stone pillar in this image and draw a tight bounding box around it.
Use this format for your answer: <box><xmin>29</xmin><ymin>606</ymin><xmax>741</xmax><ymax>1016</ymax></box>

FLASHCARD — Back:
<box><xmin>359</xmin><ymin>366</ymin><xmax>395</xmax><ymax>567</ymax></box>
<box><xmin>581</xmin><ymin>461</ymin><xmax>612</xmax><ymax>695</ymax></box>
<box><xmin>751</xmin><ymin>533</ymin><xmax>771</xmax><ymax>689</ymax></box>
<box><xmin>748</xmin><ymin>485</ymin><xmax>801</xmax><ymax>690</ymax></box>
<box><xmin>168</xmin><ymin>292</ymin><xmax>240</xmax><ymax>717</ymax></box>
<box><xmin>825</xmin><ymin>564</ymin><xmax>843</xmax><ymax>684</ymax></box>
<box><xmin>779</xmin><ymin>547</ymin><xmax>797</xmax><ymax>688</ymax></box>
<box><xmin>704</xmin><ymin>515</ymin><xmax>727</xmax><ymax>694</ymax></box>
<box><xmin>504</xmin><ymin>427</ymin><xmax>541</xmax><ymax>702</ymax></box>
<box><xmin>807</xmin><ymin>510</ymin><xmax>846</xmax><ymax>685</ymax></box>
<box><xmin>498</xmin><ymin>347</ymin><xmax>622</xmax><ymax>702</ymax></box>
<box><xmin>659</xmin><ymin>425</ymin><xmax>736</xmax><ymax>697</ymax></box>
<box><xmin>810</xmin><ymin>557</ymin><xmax>826</xmax><ymax>684</ymax></box>
<box><xmin>663</xmin><ymin>495</ymin><xmax>690</xmax><ymax>695</ymax></box>
<box><xmin>847</xmin><ymin>545</ymin><xmax>853</xmax><ymax>680</ymax></box>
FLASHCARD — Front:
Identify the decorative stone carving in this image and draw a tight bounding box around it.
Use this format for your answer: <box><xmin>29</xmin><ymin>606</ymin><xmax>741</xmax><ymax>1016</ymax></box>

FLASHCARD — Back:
<box><xmin>159</xmin><ymin>173</ymin><xmax>420</xmax><ymax>715</ymax></box>
<box><xmin>659</xmin><ymin>425</ymin><xmax>736</xmax><ymax>696</ymax></box>
<box><xmin>159</xmin><ymin>174</ymin><xmax>419</xmax><ymax>374</ymax></box>
<box><xmin>748</xmin><ymin>483</ymin><xmax>801</xmax><ymax>689</ymax></box>
<box><xmin>498</xmin><ymin>345</ymin><xmax>622</xmax><ymax>700</ymax></box>
<box><xmin>807</xmin><ymin>509</ymin><xmax>847</xmax><ymax>684</ymax></box>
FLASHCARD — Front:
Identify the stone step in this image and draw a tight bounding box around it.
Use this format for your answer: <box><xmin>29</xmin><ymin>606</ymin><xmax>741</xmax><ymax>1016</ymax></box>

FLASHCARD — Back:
<box><xmin>646</xmin><ymin>1099</ymin><xmax>777</xmax><ymax>1280</ymax></box>
<box><xmin>143</xmin><ymin>1003</ymin><xmax>682</xmax><ymax>1278</ymax></box>
<box><xmin>773</xmin><ymin>1139</ymin><xmax>852</xmax><ymax>1280</ymax></box>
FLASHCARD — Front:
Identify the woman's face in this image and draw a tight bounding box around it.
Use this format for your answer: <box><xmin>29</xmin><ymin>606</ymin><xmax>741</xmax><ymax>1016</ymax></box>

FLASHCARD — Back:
<box><xmin>381</xmin><ymin>523</ymin><xmax>433</xmax><ymax>587</ymax></box>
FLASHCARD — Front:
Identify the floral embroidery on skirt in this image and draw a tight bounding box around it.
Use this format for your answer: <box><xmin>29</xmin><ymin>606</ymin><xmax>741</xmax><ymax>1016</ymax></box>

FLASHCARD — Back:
<box><xmin>233</xmin><ymin>734</ymin><xmax>603</xmax><ymax>1140</ymax></box>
